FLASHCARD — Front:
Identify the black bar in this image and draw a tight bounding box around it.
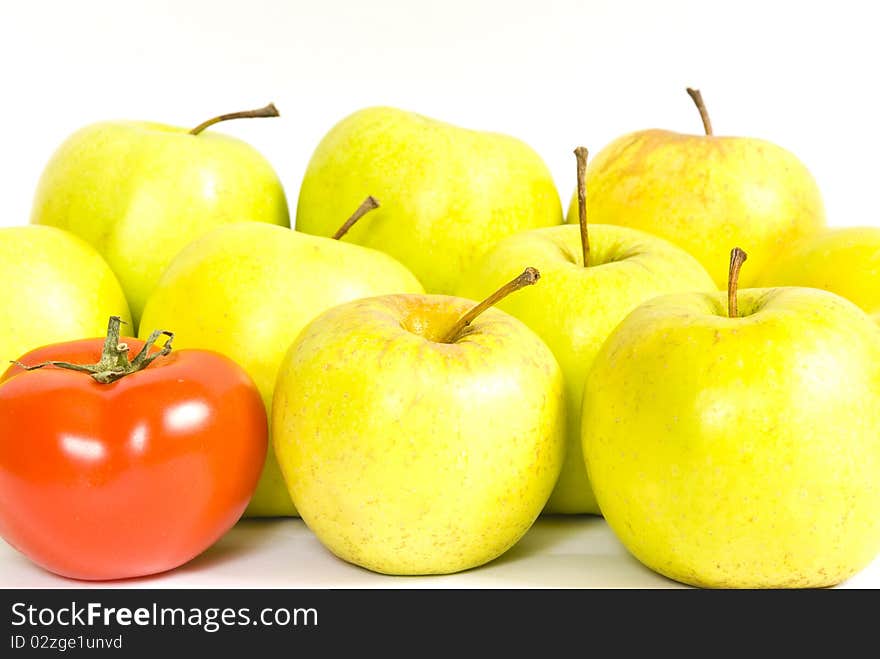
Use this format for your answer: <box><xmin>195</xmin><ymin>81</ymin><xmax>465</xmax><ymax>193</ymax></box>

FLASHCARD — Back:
<box><xmin>0</xmin><ymin>588</ymin><xmax>872</xmax><ymax>654</ymax></box>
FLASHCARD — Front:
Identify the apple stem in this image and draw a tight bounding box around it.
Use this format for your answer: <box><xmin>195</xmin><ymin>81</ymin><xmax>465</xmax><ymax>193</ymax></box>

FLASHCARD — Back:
<box><xmin>574</xmin><ymin>146</ymin><xmax>590</xmax><ymax>267</ymax></box>
<box><xmin>686</xmin><ymin>88</ymin><xmax>713</xmax><ymax>136</ymax></box>
<box><xmin>332</xmin><ymin>196</ymin><xmax>380</xmax><ymax>240</ymax></box>
<box><xmin>189</xmin><ymin>103</ymin><xmax>280</xmax><ymax>135</ymax></box>
<box><xmin>442</xmin><ymin>267</ymin><xmax>541</xmax><ymax>343</ymax></box>
<box><xmin>727</xmin><ymin>247</ymin><xmax>748</xmax><ymax>318</ymax></box>
<box><xmin>11</xmin><ymin>316</ymin><xmax>174</xmax><ymax>384</ymax></box>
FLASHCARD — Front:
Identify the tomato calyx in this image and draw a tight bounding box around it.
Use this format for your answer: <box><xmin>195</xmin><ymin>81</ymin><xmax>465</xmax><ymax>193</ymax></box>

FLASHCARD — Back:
<box><xmin>12</xmin><ymin>316</ymin><xmax>174</xmax><ymax>384</ymax></box>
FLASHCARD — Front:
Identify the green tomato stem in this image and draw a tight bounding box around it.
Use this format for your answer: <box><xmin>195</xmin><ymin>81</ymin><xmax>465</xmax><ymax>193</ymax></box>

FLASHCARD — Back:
<box><xmin>332</xmin><ymin>196</ymin><xmax>380</xmax><ymax>240</ymax></box>
<box><xmin>12</xmin><ymin>316</ymin><xmax>174</xmax><ymax>384</ymax></box>
<box><xmin>442</xmin><ymin>267</ymin><xmax>540</xmax><ymax>343</ymax></box>
<box><xmin>728</xmin><ymin>247</ymin><xmax>748</xmax><ymax>318</ymax></box>
<box><xmin>686</xmin><ymin>87</ymin><xmax>713</xmax><ymax>136</ymax></box>
<box><xmin>189</xmin><ymin>102</ymin><xmax>280</xmax><ymax>135</ymax></box>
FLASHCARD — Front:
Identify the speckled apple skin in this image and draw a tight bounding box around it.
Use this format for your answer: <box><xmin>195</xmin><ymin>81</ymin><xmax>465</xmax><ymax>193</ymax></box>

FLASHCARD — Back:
<box><xmin>296</xmin><ymin>106</ymin><xmax>563</xmax><ymax>295</ymax></box>
<box><xmin>140</xmin><ymin>223</ymin><xmax>424</xmax><ymax>518</ymax></box>
<box><xmin>755</xmin><ymin>226</ymin><xmax>880</xmax><ymax>318</ymax></box>
<box><xmin>584</xmin><ymin>287</ymin><xmax>880</xmax><ymax>588</ymax></box>
<box><xmin>566</xmin><ymin>130</ymin><xmax>826</xmax><ymax>287</ymax></box>
<box><xmin>457</xmin><ymin>224</ymin><xmax>716</xmax><ymax>514</ymax></box>
<box><xmin>32</xmin><ymin>120</ymin><xmax>290</xmax><ymax>325</ymax></box>
<box><xmin>273</xmin><ymin>294</ymin><xmax>566</xmax><ymax>575</ymax></box>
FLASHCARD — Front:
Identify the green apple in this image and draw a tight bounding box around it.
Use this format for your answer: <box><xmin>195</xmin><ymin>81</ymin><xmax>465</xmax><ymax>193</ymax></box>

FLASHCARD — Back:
<box><xmin>457</xmin><ymin>148</ymin><xmax>716</xmax><ymax>514</ymax></box>
<box><xmin>1</xmin><ymin>225</ymin><xmax>131</xmax><ymax>361</ymax></box>
<box><xmin>139</xmin><ymin>201</ymin><xmax>424</xmax><ymax>517</ymax></box>
<box><xmin>31</xmin><ymin>103</ymin><xmax>290</xmax><ymax>326</ymax></box>
<box><xmin>565</xmin><ymin>88</ymin><xmax>826</xmax><ymax>287</ymax></box>
<box><xmin>273</xmin><ymin>269</ymin><xmax>565</xmax><ymax>574</ymax></box>
<box><xmin>583</xmin><ymin>248</ymin><xmax>880</xmax><ymax>587</ymax></box>
<box><xmin>755</xmin><ymin>226</ymin><xmax>880</xmax><ymax>317</ymax></box>
<box><xmin>296</xmin><ymin>106</ymin><xmax>562</xmax><ymax>294</ymax></box>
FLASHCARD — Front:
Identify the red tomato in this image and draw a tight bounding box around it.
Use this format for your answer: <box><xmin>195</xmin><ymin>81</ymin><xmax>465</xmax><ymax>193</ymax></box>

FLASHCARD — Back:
<box><xmin>0</xmin><ymin>322</ymin><xmax>267</xmax><ymax>581</ymax></box>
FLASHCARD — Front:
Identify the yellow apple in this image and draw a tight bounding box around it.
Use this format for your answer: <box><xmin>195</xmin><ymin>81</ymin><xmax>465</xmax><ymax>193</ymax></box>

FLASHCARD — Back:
<box><xmin>273</xmin><ymin>276</ymin><xmax>566</xmax><ymax>574</ymax></box>
<box><xmin>458</xmin><ymin>148</ymin><xmax>715</xmax><ymax>513</ymax></box>
<box><xmin>296</xmin><ymin>106</ymin><xmax>562</xmax><ymax>294</ymax></box>
<box><xmin>566</xmin><ymin>89</ymin><xmax>825</xmax><ymax>286</ymax></box>
<box><xmin>755</xmin><ymin>226</ymin><xmax>880</xmax><ymax>317</ymax></box>
<box><xmin>583</xmin><ymin>249</ymin><xmax>880</xmax><ymax>587</ymax></box>
<box><xmin>458</xmin><ymin>224</ymin><xmax>715</xmax><ymax>513</ymax></box>
<box><xmin>0</xmin><ymin>226</ymin><xmax>131</xmax><ymax>361</ymax></box>
<box><xmin>139</xmin><ymin>211</ymin><xmax>423</xmax><ymax>517</ymax></box>
<box><xmin>31</xmin><ymin>104</ymin><xmax>289</xmax><ymax>326</ymax></box>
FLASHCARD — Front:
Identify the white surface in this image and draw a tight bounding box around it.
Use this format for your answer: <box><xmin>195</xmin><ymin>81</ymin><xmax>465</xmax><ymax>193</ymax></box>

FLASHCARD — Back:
<box><xmin>2</xmin><ymin>517</ymin><xmax>878</xmax><ymax>589</ymax></box>
<box><xmin>2</xmin><ymin>1</ymin><xmax>880</xmax><ymax>589</ymax></box>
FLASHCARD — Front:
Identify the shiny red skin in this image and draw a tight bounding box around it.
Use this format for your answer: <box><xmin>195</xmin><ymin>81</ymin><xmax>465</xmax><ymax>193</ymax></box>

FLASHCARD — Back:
<box><xmin>0</xmin><ymin>337</ymin><xmax>267</xmax><ymax>581</ymax></box>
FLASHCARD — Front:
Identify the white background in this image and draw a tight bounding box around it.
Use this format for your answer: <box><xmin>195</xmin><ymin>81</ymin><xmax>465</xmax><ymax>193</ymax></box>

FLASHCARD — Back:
<box><xmin>1</xmin><ymin>0</ymin><xmax>879</xmax><ymax>230</ymax></box>
<box><xmin>2</xmin><ymin>1</ymin><xmax>879</xmax><ymax>588</ymax></box>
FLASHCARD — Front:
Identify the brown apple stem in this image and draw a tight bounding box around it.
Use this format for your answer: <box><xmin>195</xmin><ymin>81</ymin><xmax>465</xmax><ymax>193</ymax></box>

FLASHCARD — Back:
<box><xmin>332</xmin><ymin>196</ymin><xmax>380</xmax><ymax>240</ymax></box>
<box><xmin>686</xmin><ymin>88</ymin><xmax>713</xmax><ymax>136</ymax></box>
<box><xmin>442</xmin><ymin>267</ymin><xmax>540</xmax><ymax>343</ymax></box>
<box><xmin>727</xmin><ymin>247</ymin><xmax>748</xmax><ymax>318</ymax></box>
<box><xmin>574</xmin><ymin>146</ymin><xmax>590</xmax><ymax>267</ymax></box>
<box><xmin>189</xmin><ymin>103</ymin><xmax>280</xmax><ymax>135</ymax></box>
